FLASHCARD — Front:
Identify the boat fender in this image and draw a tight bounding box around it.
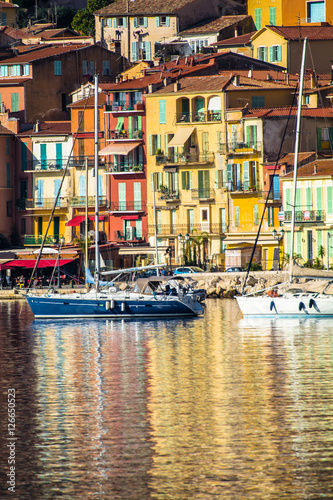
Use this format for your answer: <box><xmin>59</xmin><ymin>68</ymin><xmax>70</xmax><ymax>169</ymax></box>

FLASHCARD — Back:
<box><xmin>109</xmin><ymin>286</ymin><xmax>118</xmax><ymax>293</ymax></box>
<box><xmin>110</xmin><ymin>299</ymin><xmax>115</xmax><ymax>309</ymax></box>
<box><xmin>121</xmin><ymin>302</ymin><xmax>125</xmax><ymax>312</ymax></box>
<box><xmin>106</xmin><ymin>301</ymin><xmax>110</xmax><ymax>310</ymax></box>
<box><xmin>299</xmin><ymin>301</ymin><xmax>305</xmax><ymax>311</ymax></box>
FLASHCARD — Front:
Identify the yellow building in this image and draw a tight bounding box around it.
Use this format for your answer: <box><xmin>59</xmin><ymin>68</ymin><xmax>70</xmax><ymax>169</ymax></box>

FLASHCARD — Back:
<box><xmin>248</xmin><ymin>0</ymin><xmax>332</xmax><ymax>29</ymax></box>
<box><xmin>280</xmin><ymin>159</ymin><xmax>333</xmax><ymax>268</ymax></box>
<box><xmin>251</xmin><ymin>25</ymin><xmax>333</xmax><ymax>73</ymax></box>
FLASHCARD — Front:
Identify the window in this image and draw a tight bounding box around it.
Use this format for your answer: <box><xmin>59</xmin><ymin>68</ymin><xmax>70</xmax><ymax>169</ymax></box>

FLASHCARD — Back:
<box><xmin>234</xmin><ymin>206</ymin><xmax>240</xmax><ymax>227</ymax></box>
<box><xmin>118</xmin><ymin>183</ymin><xmax>126</xmax><ymax>210</ymax></box>
<box><xmin>156</xmin><ymin>16</ymin><xmax>170</xmax><ymax>27</ymax></box>
<box><xmin>22</xmin><ymin>64</ymin><xmax>29</xmax><ymax>76</ymax></box>
<box><xmin>134</xmin><ymin>182</ymin><xmax>141</xmax><ymax>210</ymax></box>
<box><xmin>182</xmin><ymin>171</ymin><xmax>193</xmax><ymax>190</ymax></box>
<box><xmin>134</xmin><ymin>17</ymin><xmax>148</xmax><ymax>27</ymax></box>
<box><xmin>0</xmin><ymin>65</ymin><xmax>8</xmax><ymax>77</ymax></box>
<box><xmin>12</xmin><ymin>65</ymin><xmax>20</xmax><ymax>76</ymax></box>
<box><xmin>5</xmin><ymin>137</ymin><xmax>10</xmax><ymax>155</ymax></box>
<box><xmin>159</xmin><ymin>100</ymin><xmax>166</xmax><ymax>124</ymax></box>
<box><xmin>1</xmin><ymin>13</ymin><xmax>6</xmax><ymax>26</ymax></box>
<box><xmin>270</xmin><ymin>45</ymin><xmax>282</xmax><ymax>62</ymax></box>
<box><xmin>7</xmin><ymin>201</ymin><xmax>12</xmax><ymax>217</ymax></box>
<box><xmin>269</xmin><ymin>6</ymin><xmax>276</xmax><ymax>25</ymax></box>
<box><xmin>78</xmin><ymin>111</ymin><xmax>84</xmax><ymax>132</ymax></box>
<box><xmin>40</xmin><ymin>144</ymin><xmax>47</xmax><ymax>169</ymax></box>
<box><xmin>11</xmin><ymin>93</ymin><xmax>19</xmax><ymax>112</ymax></box>
<box><xmin>317</xmin><ymin>127</ymin><xmax>333</xmax><ymax>150</ymax></box>
<box><xmin>254</xmin><ymin>8</ymin><xmax>261</xmax><ymax>29</ymax></box>
<box><xmin>268</xmin><ymin>206</ymin><xmax>274</xmax><ymax>226</ymax></box>
<box><xmin>257</xmin><ymin>46</ymin><xmax>267</xmax><ymax>61</ymax></box>
<box><xmin>21</xmin><ymin>142</ymin><xmax>27</xmax><ymax>171</ymax></box>
<box><xmin>103</xmin><ymin>60</ymin><xmax>110</xmax><ymax>75</ymax></box>
<box><xmin>215</xmin><ymin>170</ymin><xmax>223</xmax><ymax>189</ymax></box>
<box><xmin>54</xmin><ymin>60</ymin><xmax>62</xmax><ymax>76</ymax></box>
<box><xmin>246</xmin><ymin>125</ymin><xmax>257</xmax><ymax>148</ymax></box>
<box><xmin>149</xmin><ymin>134</ymin><xmax>161</xmax><ymax>155</ymax></box>
<box><xmin>62</xmin><ymin>93</ymin><xmax>67</xmax><ymax>112</ymax></box>
<box><xmin>251</xmin><ymin>96</ymin><xmax>265</xmax><ymax>108</ymax></box>
<box><xmin>117</xmin><ymin>17</ymin><xmax>127</xmax><ymax>27</ymax></box>
<box><xmin>54</xmin><ymin>179</ymin><xmax>61</xmax><ymax>207</ymax></box>
<box><xmin>36</xmin><ymin>179</ymin><xmax>44</xmax><ymax>207</ymax></box>
<box><xmin>253</xmin><ymin>205</ymin><xmax>259</xmax><ymax>225</ymax></box>
<box><xmin>307</xmin><ymin>1</ymin><xmax>325</xmax><ymax>22</ymax></box>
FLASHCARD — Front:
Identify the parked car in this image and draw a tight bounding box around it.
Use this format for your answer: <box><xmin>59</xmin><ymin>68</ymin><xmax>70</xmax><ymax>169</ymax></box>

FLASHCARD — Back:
<box><xmin>225</xmin><ymin>267</ymin><xmax>244</xmax><ymax>272</ymax></box>
<box><xmin>173</xmin><ymin>266</ymin><xmax>205</xmax><ymax>275</ymax></box>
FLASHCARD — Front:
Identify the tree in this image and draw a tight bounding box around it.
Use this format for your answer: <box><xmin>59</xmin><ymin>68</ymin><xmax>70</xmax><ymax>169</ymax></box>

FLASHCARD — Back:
<box><xmin>189</xmin><ymin>229</ymin><xmax>209</xmax><ymax>268</ymax></box>
<box><xmin>71</xmin><ymin>0</ymin><xmax>111</xmax><ymax>36</ymax></box>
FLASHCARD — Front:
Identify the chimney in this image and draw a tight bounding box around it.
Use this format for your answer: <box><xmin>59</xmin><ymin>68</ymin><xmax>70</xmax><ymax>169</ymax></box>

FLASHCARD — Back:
<box><xmin>233</xmin><ymin>74</ymin><xmax>240</xmax><ymax>86</ymax></box>
<box><xmin>174</xmin><ymin>80</ymin><xmax>181</xmax><ymax>92</ymax></box>
<box><xmin>248</xmin><ymin>69</ymin><xmax>252</xmax><ymax>78</ymax></box>
<box><xmin>234</xmin><ymin>26</ymin><xmax>238</xmax><ymax>37</ymax></box>
<box><xmin>34</xmin><ymin>120</ymin><xmax>39</xmax><ymax>133</ymax></box>
<box><xmin>310</xmin><ymin>69</ymin><xmax>315</xmax><ymax>89</ymax></box>
<box><xmin>314</xmin><ymin>163</ymin><xmax>317</xmax><ymax>174</ymax></box>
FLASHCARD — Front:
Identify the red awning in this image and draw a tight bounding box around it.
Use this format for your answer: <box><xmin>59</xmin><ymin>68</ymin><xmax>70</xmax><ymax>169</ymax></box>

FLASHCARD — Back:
<box><xmin>0</xmin><ymin>259</ymin><xmax>75</xmax><ymax>270</ymax></box>
<box><xmin>66</xmin><ymin>215</ymin><xmax>105</xmax><ymax>226</ymax></box>
<box><xmin>120</xmin><ymin>215</ymin><xmax>139</xmax><ymax>220</ymax></box>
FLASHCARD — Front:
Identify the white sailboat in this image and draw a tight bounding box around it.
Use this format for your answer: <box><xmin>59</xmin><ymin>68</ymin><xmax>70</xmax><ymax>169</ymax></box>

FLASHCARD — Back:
<box><xmin>25</xmin><ymin>75</ymin><xmax>204</xmax><ymax>319</ymax></box>
<box><xmin>236</xmin><ymin>38</ymin><xmax>333</xmax><ymax>317</ymax></box>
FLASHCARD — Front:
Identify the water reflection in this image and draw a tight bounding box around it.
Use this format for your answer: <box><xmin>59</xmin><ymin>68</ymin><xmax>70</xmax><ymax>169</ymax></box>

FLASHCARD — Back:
<box><xmin>0</xmin><ymin>299</ymin><xmax>332</xmax><ymax>499</ymax></box>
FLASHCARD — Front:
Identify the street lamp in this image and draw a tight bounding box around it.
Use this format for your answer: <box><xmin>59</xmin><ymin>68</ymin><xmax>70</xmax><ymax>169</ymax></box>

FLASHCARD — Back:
<box><xmin>272</xmin><ymin>228</ymin><xmax>284</xmax><ymax>270</ymax></box>
<box><xmin>57</xmin><ymin>236</ymin><xmax>65</xmax><ymax>288</ymax></box>
<box><xmin>178</xmin><ymin>233</ymin><xmax>190</xmax><ymax>272</ymax></box>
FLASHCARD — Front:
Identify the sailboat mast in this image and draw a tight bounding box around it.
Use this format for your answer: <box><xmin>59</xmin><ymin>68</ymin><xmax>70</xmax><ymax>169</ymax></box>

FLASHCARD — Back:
<box><xmin>94</xmin><ymin>74</ymin><xmax>100</xmax><ymax>291</ymax></box>
<box><xmin>289</xmin><ymin>37</ymin><xmax>307</xmax><ymax>282</ymax></box>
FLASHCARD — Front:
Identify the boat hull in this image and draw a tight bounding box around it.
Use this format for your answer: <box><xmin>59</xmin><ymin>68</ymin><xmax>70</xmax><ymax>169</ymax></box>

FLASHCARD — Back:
<box><xmin>236</xmin><ymin>294</ymin><xmax>333</xmax><ymax>317</ymax></box>
<box><xmin>26</xmin><ymin>293</ymin><xmax>203</xmax><ymax>319</ymax></box>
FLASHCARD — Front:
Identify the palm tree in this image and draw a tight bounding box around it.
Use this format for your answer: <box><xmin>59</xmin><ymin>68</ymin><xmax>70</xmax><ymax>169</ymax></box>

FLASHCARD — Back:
<box><xmin>190</xmin><ymin>229</ymin><xmax>209</xmax><ymax>268</ymax></box>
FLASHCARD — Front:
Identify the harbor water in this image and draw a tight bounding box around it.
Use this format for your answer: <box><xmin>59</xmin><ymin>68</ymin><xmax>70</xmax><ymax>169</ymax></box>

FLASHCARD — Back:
<box><xmin>0</xmin><ymin>298</ymin><xmax>333</xmax><ymax>499</ymax></box>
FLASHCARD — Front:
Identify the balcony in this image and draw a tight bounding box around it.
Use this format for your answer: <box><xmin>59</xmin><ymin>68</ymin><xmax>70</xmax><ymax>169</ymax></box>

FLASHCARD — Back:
<box><xmin>24</xmin><ymin>235</ymin><xmax>57</xmax><ymax>246</ymax></box>
<box><xmin>191</xmin><ymin>188</ymin><xmax>215</xmax><ymax>200</ymax></box>
<box><xmin>158</xmin><ymin>189</ymin><xmax>180</xmax><ymax>202</ymax></box>
<box><xmin>105</xmin><ymin>102</ymin><xmax>145</xmax><ymax>113</ymax></box>
<box><xmin>176</xmin><ymin>111</ymin><xmax>221</xmax><ymax>123</ymax></box>
<box><xmin>69</xmin><ymin>196</ymin><xmax>108</xmax><ymax>207</ymax></box>
<box><xmin>109</xmin><ymin>201</ymin><xmax>146</xmax><ymax>212</ymax></box>
<box><xmin>114</xmin><ymin>229</ymin><xmax>146</xmax><ymax>242</ymax></box>
<box><xmin>156</xmin><ymin>152</ymin><xmax>214</xmax><ymax>166</ymax></box>
<box><xmin>25</xmin><ymin>156</ymin><xmax>103</xmax><ymax>171</ymax></box>
<box><xmin>25</xmin><ymin>198</ymin><xmax>68</xmax><ymax>209</ymax></box>
<box><xmin>109</xmin><ymin>163</ymin><xmax>144</xmax><ymax>174</ymax></box>
<box><xmin>109</xmin><ymin>129</ymin><xmax>143</xmax><ymax>140</ymax></box>
<box><xmin>218</xmin><ymin>141</ymin><xmax>262</xmax><ymax>154</ymax></box>
<box><xmin>148</xmin><ymin>223</ymin><xmax>226</xmax><ymax>236</ymax></box>
<box><xmin>284</xmin><ymin>210</ymin><xmax>325</xmax><ymax>223</ymax></box>
<box><xmin>226</xmin><ymin>182</ymin><xmax>259</xmax><ymax>193</ymax></box>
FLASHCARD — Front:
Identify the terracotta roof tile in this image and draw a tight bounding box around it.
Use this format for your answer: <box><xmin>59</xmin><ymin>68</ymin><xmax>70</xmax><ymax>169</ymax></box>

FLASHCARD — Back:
<box><xmin>266</xmin><ymin>25</ymin><xmax>333</xmax><ymax>41</ymax></box>
<box><xmin>0</xmin><ymin>2</ymin><xmax>18</xmax><ymax>8</ymax></box>
<box><xmin>151</xmin><ymin>74</ymin><xmax>231</xmax><ymax>93</ymax></box>
<box><xmin>282</xmin><ymin>159</ymin><xmax>333</xmax><ymax>178</ymax></box>
<box><xmin>247</xmin><ymin>107</ymin><xmax>333</xmax><ymax>118</ymax></box>
<box><xmin>179</xmin><ymin>15</ymin><xmax>250</xmax><ymax>35</ymax></box>
<box><xmin>100</xmin><ymin>73</ymin><xmax>166</xmax><ymax>91</ymax></box>
<box><xmin>212</xmin><ymin>32</ymin><xmax>255</xmax><ymax>46</ymax></box>
<box><xmin>96</xmin><ymin>0</ymin><xmax>195</xmax><ymax>15</ymax></box>
<box><xmin>69</xmin><ymin>91</ymin><xmax>106</xmax><ymax>108</ymax></box>
<box><xmin>0</xmin><ymin>124</ymin><xmax>14</xmax><ymax>135</ymax></box>
<box><xmin>0</xmin><ymin>43</ymin><xmax>91</xmax><ymax>64</ymax></box>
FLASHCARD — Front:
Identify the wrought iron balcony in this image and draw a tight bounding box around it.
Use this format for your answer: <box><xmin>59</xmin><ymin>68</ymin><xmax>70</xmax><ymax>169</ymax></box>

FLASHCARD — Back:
<box><xmin>109</xmin><ymin>163</ymin><xmax>144</xmax><ymax>174</ymax></box>
<box><xmin>25</xmin><ymin>156</ymin><xmax>102</xmax><ymax>171</ymax></box>
<box><xmin>69</xmin><ymin>196</ymin><xmax>107</xmax><ymax>207</ymax></box>
<box><xmin>284</xmin><ymin>210</ymin><xmax>325</xmax><ymax>222</ymax></box>
<box><xmin>25</xmin><ymin>198</ymin><xmax>68</xmax><ymax>209</ymax></box>
<box><xmin>109</xmin><ymin>201</ymin><xmax>146</xmax><ymax>212</ymax></box>
<box><xmin>191</xmin><ymin>188</ymin><xmax>215</xmax><ymax>200</ymax></box>
<box><xmin>218</xmin><ymin>141</ymin><xmax>262</xmax><ymax>154</ymax></box>
<box><xmin>24</xmin><ymin>235</ymin><xmax>57</xmax><ymax>246</ymax></box>
<box><xmin>147</xmin><ymin>223</ymin><xmax>226</xmax><ymax>236</ymax></box>
<box><xmin>109</xmin><ymin>129</ymin><xmax>143</xmax><ymax>140</ymax></box>
<box><xmin>226</xmin><ymin>182</ymin><xmax>258</xmax><ymax>193</ymax></box>
<box><xmin>113</xmin><ymin>229</ymin><xmax>146</xmax><ymax>242</ymax></box>
<box><xmin>105</xmin><ymin>102</ymin><xmax>145</xmax><ymax>113</ymax></box>
<box><xmin>158</xmin><ymin>189</ymin><xmax>180</xmax><ymax>201</ymax></box>
<box><xmin>156</xmin><ymin>152</ymin><xmax>214</xmax><ymax>165</ymax></box>
<box><xmin>176</xmin><ymin>111</ymin><xmax>221</xmax><ymax>123</ymax></box>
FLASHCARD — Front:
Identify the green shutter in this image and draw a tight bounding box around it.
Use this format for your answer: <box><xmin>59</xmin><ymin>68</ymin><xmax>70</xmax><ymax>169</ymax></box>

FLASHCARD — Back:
<box><xmin>134</xmin><ymin>182</ymin><xmax>141</xmax><ymax>210</ymax></box>
<box><xmin>145</xmin><ymin>41</ymin><xmax>151</xmax><ymax>60</ymax></box>
<box><xmin>254</xmin><ymin>8</ymin><xmax>261</xmax><ymax>29</ymax></box>
<box><xmin>327</xmin><ymin>186</ymin><xmax>333</xmax><ymax>214</ymax></box>
<box><xmin>138</xmin><ymin>115</ymin><xmax>142</xmax><ymax>131</ymax></box>
<box><xmin>182</xmin><ymin>171</ymin><xmax>187</xmax><ymax>189</ymax></box>
<box><xmin>269</xmin><ymin>6</ymin><xmax>276</xmax><ymax>24</ymax></box>
<box><xmin>156</xmin><ymin>16</ymin><xmax>160</xmax><ymax>27</ymax></box>
<box><xmin>235</xmin><ymin>206</ymin><xmax>240</xmax><ymax>226</ymax></box>
<box><xmin>159</xmin><ymin>99</ymin><xmax>166</xmax><ymax>124</ymax></box>
<box><xmin>296</xmin><ymin>187</ymin><xmax>301</xmax><ymax>209</ymax></box>
<box><xmin>128</xmin><ymin>116</ymin><xmax>133</xmax><ymax>139</ymax></box>
<box><xmin>131</xmin><ymin>41</ymin><xmax>137</xmax><ymax>62</ymax></box>
<box><xmin>306</xmin><ymin>187</ymin><xmax>312</xmax><ymax>210</ymax></box>
<box><xmin>226</xmin><ymin>164</ymin><xmax>233</xmax><ymax>182</ymax></box>
<box><xmin>253</xmin><ymin>204</ymin><xmax>258</xmax><ymax>225</ymax></box>
<box><xmin>285</xmin><ymin>187</ymin><xmax>291</xmax><ymax>211</ymax></box>
<box><xmin>296</xmin><ymin>231</ymin><xmax>302</xmax><ymax>255</ymax></box>
<box><xmin>269</xmin><ymin>46</ymin><xmax>273</xmax><ymax>62</ymax></box>
<box><xmin>317</xmin><ymin>187</ymin><xmax>322</xmax><ymax>210</ymax></box>
<box><xmin>144</xmin><ymin>17</ymin><xmax>148</xmax><ymax>27</ymax></box>
<box><xmin>133</xmin><ymin>17</ymin><xmax>137</xmax><ymax>28</ymax></box>
<box><xmin>148</xmin><ymin>135</ymin><xmax>153</xmax><ymax>155</ymax></box>
<box><xmin>243</xmin><ymin>161</ymin><xmax>250</xmax><ymax>189</ymax></box>
<box><xmin>157</xmin><ymin>134</ymin><xmax>161</xmax><ymax>150</ymax></box>
<box><xmin>277</xmin><ymin>45</ymin><xmax>282</xmax><ymax>61</ymax></box>
<box><xmin>118</xmin><ymin>183</ymin><xmax>126</xmax><ymax>210</ymax></box>
<box><xmin>317</xmin><ymin>128</ymin><xmax>322</xmax><ymax>150</ymax></box>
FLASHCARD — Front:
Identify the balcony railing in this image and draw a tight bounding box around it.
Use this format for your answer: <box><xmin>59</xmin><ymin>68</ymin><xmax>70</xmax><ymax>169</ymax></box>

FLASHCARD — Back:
<box><xmin>148</xmin><ymin>223</ymin><xmax>226</xmax><ymax>236</ymax></box>
<box><xmin>176</xmin><ymin>111</ymin><xmax>221</xmax><ymax>123</ymax></box>
<box><xmin>226</xmin><ymin>182</ymin><xmax>258</xmax><ymax>193</ymax></box>
<box><xmin>69</xmin><ymin>196</ymin><xmax>108</xmax><ymax>207</ymax></box>
<box><xmin>25</xmin><ymin>156</ymin><xmax>101</xmax><ymax>171</ymax></box>
<box><xmin>191</xmin><ymin>188</ymin><xmax>215</xmax><ymax>200</ymax></box>
<box><xmin>158</xmin><ymin>189</ymin><xmax>180</xmax><ymax>201</ymax></box>
<box><xmin>24</xmin><ymin>235</ymin><xmax>58</xmax><ymax>246</ymax></box>
<box><xmin>109</xmin><ymin>201</ymin><xmax>146</xmax><ymax>212</ymax></box>
<box><xmin>113</xmin><ymin>229</ymin><xmax>146</xmax><ymax>242</ymax></box>
<box><xmin>105</xmin><ymin>102</ymin><xmax>145</xmax><ymax>113</ymax></box>
<box><xmin>109</xmin><ymin>163</ymin><xmax>144</xmax><ymax>174</ymax></box>
<box><xmin>25</xmin><ymin>198</ymin><xmax>68</xmax><ymax>209</ymax></box>
<box><xmin>109</xmin><ymin>129</ymin><xmax>143</xmax><ymax>140</ymax></box>
<box><xmin>218</xmin><ymin>141</ymin><xmax>262</xmax><ymax>153</ymax></box>
<box><xmin>156</xmin><ymin>152</ymin><xmax>214</xmax><ymax>165</ymax></box>
<box><xmin>284</xmin><ymin>210</ymin><xmax>325</xmax><ymax>222</ymax></box>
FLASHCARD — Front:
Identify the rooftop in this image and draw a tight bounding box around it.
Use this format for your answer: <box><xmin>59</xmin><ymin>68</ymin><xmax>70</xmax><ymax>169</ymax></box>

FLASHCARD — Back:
<box><xmin>96</xmin><ymin>0</ymin><xmax>196</xmax><ymax>16</ymax></box>
<box><xmin>257</xmin><ymin>25</ymin><xmax>333</xmax><ymax>41</ymax></box>
<box><xmin>0</xmin><ymin>43</ymin><xmax>91</xmax><ymax>64</ymax></box>
<box><xmin>282</xmin><ymin>159</ymin><xmax>333</xmax><ymax>178</ymax></box>
<box><xmin>212</xmin><ymin>32</ymin><xmax>255</xmax><ymax>46</ymax></box>
<box><xmin>179</xmin><ymin>15</ymin><xmax>250</xmax><ymax>36</ymax></box>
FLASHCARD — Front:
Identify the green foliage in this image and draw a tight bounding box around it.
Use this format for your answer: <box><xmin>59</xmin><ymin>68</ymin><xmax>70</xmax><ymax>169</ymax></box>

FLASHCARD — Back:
<box><xmin>246</xmin><ymin>262</ymin><xmax>262</xmax><ymax>271</ymax></box>
<box><xmin>71</xmin><ymin>0</ymin><xmax>111</xmax><ymax>36</ymax></box>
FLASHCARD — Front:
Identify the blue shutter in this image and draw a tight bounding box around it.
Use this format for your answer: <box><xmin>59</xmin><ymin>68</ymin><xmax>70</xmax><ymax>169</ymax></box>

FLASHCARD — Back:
<box><xmin>145</xmin><ymin>41</ymin><xmax>151</xmax><ymax>60</ymax></box>
<box><xmin>123</xmin><ymin>17</ymin><xmax>127</xmax><ymax>28</ymax></box>
<box><xmin>269</xmin><ymin>46</ymin><xmax>273</xmax><ymax>62</ymax></box>
<box><xmin>133</xmin><ymin>17</ymin><xmax>137</xmax><ymax>28</ymax></box>
<box><xmin>113</xmin><ymin>18</ymin><xmax>117</xmax><ymax>28</ymax></box>
<box><xmin>254</xmin><ymin>8</ymin><xmax>261</xmax><ymax>29</ymax></box>
<box><xmin>54</xmin><ymin>179</ymin><xmax>61</xmax><ymax>207</ymax></box>
<box><xmin>159</xmin><ymin>99</ymin><xmax>166</xmax><ymax>124</ymax></box>
<box><xmin>40</xmin><ymin>144</ymin><xmax>47</xmax><ymax>169</ymax></box>
<box><xmin>54</xmin><ymin>61</ymin><xmax>61</xmax><ymax>75</ymax></box>
<box><xmin>56</xmin><ymin>143</ymin><xmax>62</xmax><ymax>168</ymax></box>
<box><xmin>118</xmin><ymin>183</ymin><xmax>126</xmax><ymax>210</ymax></box>
<box><xmin>37</xmin><ymin>179</ymin><xmax>44</xmax><ymax>207</ymax></box>
<box><xmin>144</xmin><ymin>17</ymin><xmax>148</xmax><ymax>27</ymax></box>
<box><xmin>98</xmin><ymin>174</ymin><xmax>103</xmax><ymax>201</ymax></box>
<box><xmin>277</xmin><ymin>45</ymin><xmax>282</xmax><ymax>62</ymax></box>
<box><xmin>136</xmin><ymin>219</ymin><xmax>142</xmax><ymax>238</ymax></box>
<box><xmin>166</xmin><ymin>16</ymin><xmax>170</xmax><ymax>27</ymax></box>
<box><xmin>156</xmin><ymin>16</ymin><xmax>160</xmax><ymax>27</ymax></box>
<box><xmin>132</xmin><ymin>41</ymin><xmax>138</xmax><ymax>62</ymax></box>
<box><xmin>79</xmin><ymin>175</ymin><xmax>86</xmax><ymax>198</ymax></box>
<box><xmin>134</xmin><ymin>182</ymin><xmax>141</xmax><ymax>210</ymax></box>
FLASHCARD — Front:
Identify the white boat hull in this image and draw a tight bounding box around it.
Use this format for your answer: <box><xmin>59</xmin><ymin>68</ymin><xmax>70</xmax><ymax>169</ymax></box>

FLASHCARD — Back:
<box><xmin>236</xmin><ymin>294</ymin><xmax>333</xmax><ymax>317</ymax></box>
